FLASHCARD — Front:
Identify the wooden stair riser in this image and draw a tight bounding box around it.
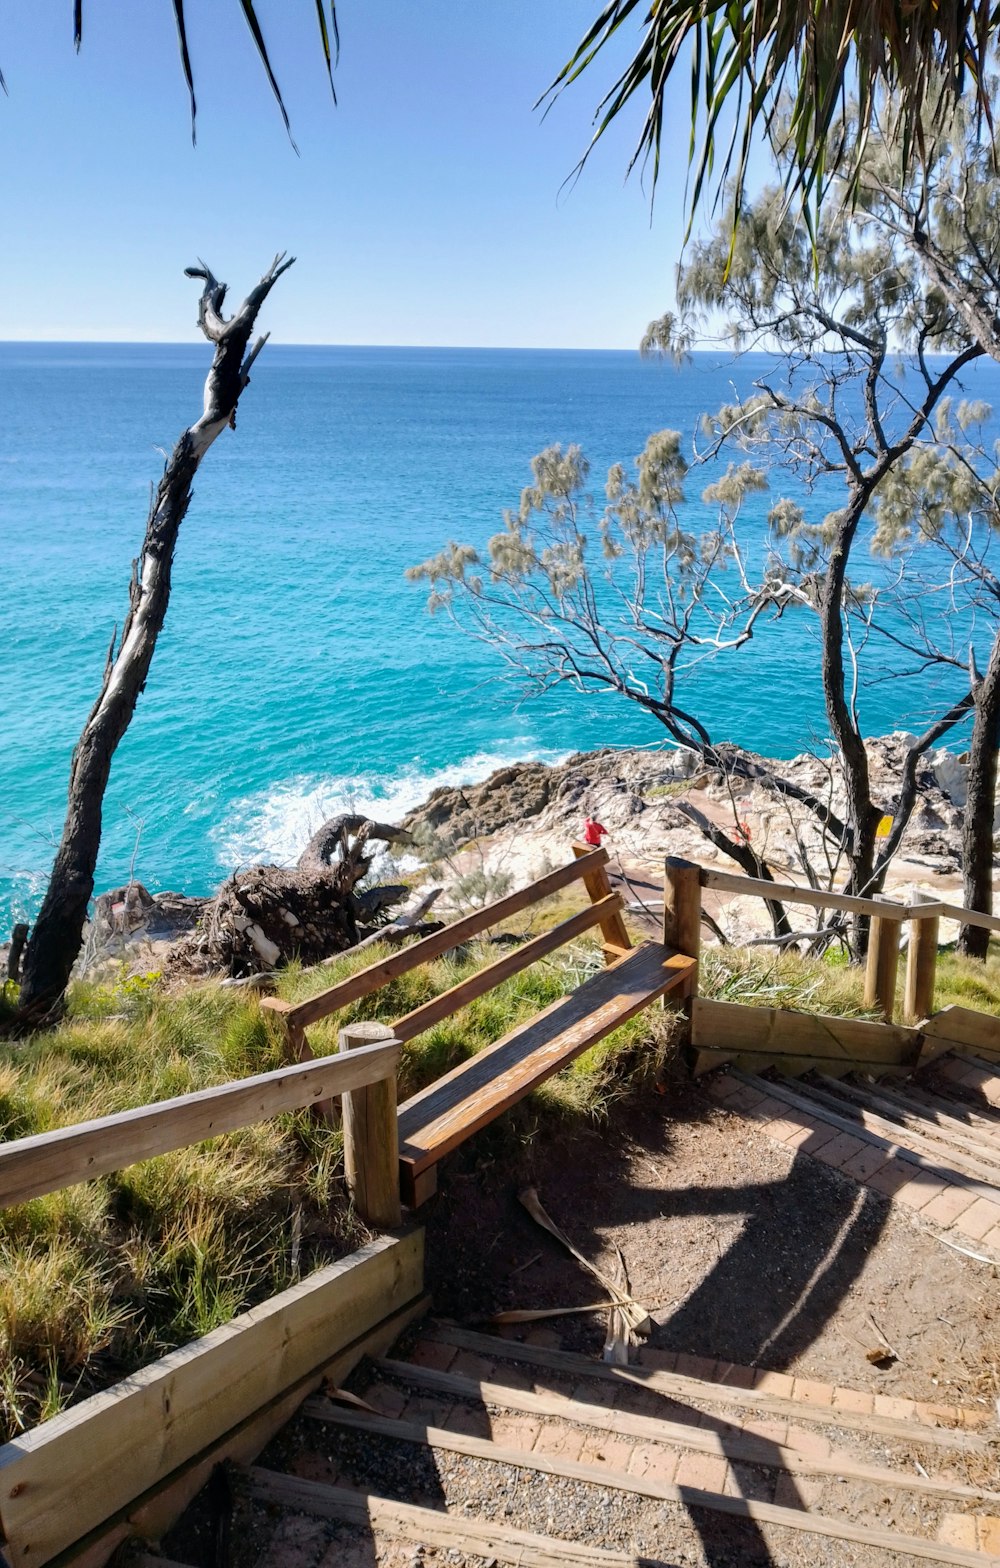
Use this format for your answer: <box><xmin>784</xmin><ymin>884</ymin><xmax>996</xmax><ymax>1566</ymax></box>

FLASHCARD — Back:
<box><xmin>730</xmin><ymin>1070</ymin><xmax>1000</xmax><ymax>1206</ymax></box>
<box><xmin>309</xmin><ymin>1394</ymin><xmax>999</xmax><ymax>1506</ymax></box>
<box><xmin>418</xmin><ymin>1326</ymin><xmax>986</xmax><ymax>1452</ymax></box>
<box><xmin>241</xmin><ymin>1453</ymin><xmax>999</xmax><ymax>1568</ymax></box>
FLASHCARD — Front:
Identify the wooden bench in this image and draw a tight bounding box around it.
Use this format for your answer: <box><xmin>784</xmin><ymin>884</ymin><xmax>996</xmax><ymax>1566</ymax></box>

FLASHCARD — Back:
<box><xmin>263</xmin><ymin>845</ymin><xmax>697</xmax><ymax>1207</ymax></box>
<box><xmin>397</xmin><ymin>939</ymin><xmax>694</xmax><ymax>1203</ymax></box>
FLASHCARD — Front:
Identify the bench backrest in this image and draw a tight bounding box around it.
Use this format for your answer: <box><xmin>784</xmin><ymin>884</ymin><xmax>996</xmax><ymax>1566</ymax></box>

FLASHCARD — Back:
<box><xmin>262</xmin><ymin>844</ymin><xmax>631</xmax><ymax>1051</ymax></box>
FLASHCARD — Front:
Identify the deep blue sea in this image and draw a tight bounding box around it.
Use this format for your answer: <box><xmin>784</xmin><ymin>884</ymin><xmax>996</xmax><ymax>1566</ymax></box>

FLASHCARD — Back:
<box><xmin>2</xmin><ymin>343</ymin><xmax>996</xmax><ymax>937</ymax></box>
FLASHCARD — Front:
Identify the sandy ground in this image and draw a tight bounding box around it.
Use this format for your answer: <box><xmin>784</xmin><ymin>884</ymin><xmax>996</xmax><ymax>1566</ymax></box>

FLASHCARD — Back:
<box><xmin>422</xmin><ymin>1086</ymin><xmax>996</xmax><ymax>1407</ymax></box>
<box><xmin>169</xmin><ymin>1086</ymin><xmax>998</xmax><ymax>1568</ymax></box>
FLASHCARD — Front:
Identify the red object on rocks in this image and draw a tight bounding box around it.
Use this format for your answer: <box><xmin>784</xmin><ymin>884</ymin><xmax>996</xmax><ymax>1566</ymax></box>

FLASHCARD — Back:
<box><xmin>583</xmin><ymin>817</ymin><xmax>608</xmax><ymax>846</ymax></box>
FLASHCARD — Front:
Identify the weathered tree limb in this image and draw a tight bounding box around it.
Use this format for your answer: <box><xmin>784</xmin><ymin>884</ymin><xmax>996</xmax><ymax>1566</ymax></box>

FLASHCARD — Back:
<box><xmin>19</xmin><ymin>255</ymin><xmax>294</xmax><ymax>1020</ymax></box>
<box><xmin>297</xmin><ymin>814</ymin><xmax>410</xmax><ymax>873</ymax></box>
<box><xmin>675</xmin><ymin>801</ymin><xmax>792</xmax><ymax>938</ymax></box>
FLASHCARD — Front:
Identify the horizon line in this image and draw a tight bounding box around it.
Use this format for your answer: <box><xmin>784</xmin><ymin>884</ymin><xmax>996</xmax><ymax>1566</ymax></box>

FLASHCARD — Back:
<box><xmin>0</xmin><ymin>337</ymin><xmax>661</xmax><ymax>353</ymax></box>
<box><xmin>0</xmin><ymin>338</ymin><xmax>963</xmax><ymax>358</ymax></box>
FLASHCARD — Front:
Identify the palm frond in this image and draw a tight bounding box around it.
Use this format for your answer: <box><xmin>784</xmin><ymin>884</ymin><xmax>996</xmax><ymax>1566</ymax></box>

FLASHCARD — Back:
<box><xmin>24</xmin><ymin>2</ymin><xmax>343</xmax><ymax>143</ymax></box>
<box><xmin>236</xmin><ymin>0</ymin><xmax>297</xmax><ymax>151</ymax></box>
<box><xmin>171</xmin><ymin>0</ymin><xmax>197</xmax><ymax>144</ymax></box>
<box><xmin>539</xmin><ymin>1</ymin><xmax>1000</xmax><ymax>221</ymax></box>
<box><xmin>314</xmin><ymin>0</ymin><xmax>339</xmax><ymax>103</ymax></box>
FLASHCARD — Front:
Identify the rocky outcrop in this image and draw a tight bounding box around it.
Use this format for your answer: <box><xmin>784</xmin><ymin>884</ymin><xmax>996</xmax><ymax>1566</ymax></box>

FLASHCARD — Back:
<box><xmin>401</xmin><ymin>735</ymin><xmax>992</xmax><ymax>890</ymax></box>
<box><xmin>402</xmin><ymin>747</ymin><xmax>705</xmax><ymax>849</ymax></box>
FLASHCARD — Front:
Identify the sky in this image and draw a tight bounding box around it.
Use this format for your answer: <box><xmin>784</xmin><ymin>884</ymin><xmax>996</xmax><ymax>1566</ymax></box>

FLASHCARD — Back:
<box><xmin>0</xmin><ymin>1</ymin><xmax>704</xmax><ymax>348</ymax></box>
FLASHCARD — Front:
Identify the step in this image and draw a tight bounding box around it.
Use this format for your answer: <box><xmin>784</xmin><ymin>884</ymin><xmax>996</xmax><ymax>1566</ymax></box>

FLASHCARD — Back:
<box><xmin>242</xmin><ymin>1443</ymin><xmax>999</xmax><ymax>1567</ymax></box>
<box><xmin>932</xmin><ymin>1055</ymin><xmax>1000</xmax><ymax>1108</ymax></box>
<box><xmin>308</xmin><ymin>1388</ymin><xmax>999</xmax><ymax>1507</ymax></box>
<box><xmin>723</xmin><ymin>1070</ymin><xmax>1000</xmax><ymax>1200</ymax></box>
<box><xmin>396</xmin><ymin>939</ymin><xmax>695</xmax><ymax>1200</ymax></box>
<box><xmin>708</xmin><ymin>1070</ymin><xmax>1000</xmax><ymax>1258</ymax></box>
<box><xmin>834</xmin><ymin>1077</ymin><xmax>1000</xmax><ymax>1160</ymax></box>
<box><xmin>798</xmin><ymin>1076</ymin><xmax>1000</xmax><ymax>1183</ymax></box>
<box><xmin>416</xmin><ymin>1324</ymin><xmax>990</xmax><ymax>1449</ymax></box>
<box><xmin>897</xmin><ymin>1079</ymin><xmax>1000</xmax><ymax>1137</ymax></box>
<box><xmin>243</xmin><ymin>1467</ymin><xmax>653</xmax><ymax>1568</ymax></box>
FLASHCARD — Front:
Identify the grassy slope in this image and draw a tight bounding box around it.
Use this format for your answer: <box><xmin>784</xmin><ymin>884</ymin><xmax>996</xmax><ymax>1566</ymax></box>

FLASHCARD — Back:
<box><xmin>0</xmin><ymin>916</ymin><xmax>666</xmax><ymax>1440</ymax></box>
<box><xmin>0</xmin><ymin>921</ymin><xmax>997</xmax><ymax>1440</ymax></box>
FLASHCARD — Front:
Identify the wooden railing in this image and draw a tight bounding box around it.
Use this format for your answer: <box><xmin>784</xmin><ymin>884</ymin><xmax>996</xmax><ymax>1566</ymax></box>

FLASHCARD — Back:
<box><xmin>261</xmin><ymin>844</ymin><xmax>629</xmax><ymax>1056</ymax></box>
<box><xmin>664</xmin><ymin>860</ymin><xmax>1000</xmax><ymax>1025</ymax></box>
<box><xmin>0</xmin><ymin>1035</ymin><xmax>403</xmax><ymax>1226</ymax></box>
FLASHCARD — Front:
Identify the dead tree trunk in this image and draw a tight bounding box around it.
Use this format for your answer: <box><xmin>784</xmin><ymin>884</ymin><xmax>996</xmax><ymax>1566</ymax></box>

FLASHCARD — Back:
<box><xmin>18</xmin><ymin>254</ymin><xmax>295</xmax><ymax>1021</ymax></box>
<box><xmin>959</xmin><ymin>629</ymin><xmax>1000</xmax><ymax>959</ymax></box>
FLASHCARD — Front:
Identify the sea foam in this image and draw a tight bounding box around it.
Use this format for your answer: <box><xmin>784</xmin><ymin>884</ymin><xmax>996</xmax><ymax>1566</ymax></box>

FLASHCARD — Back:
<box><xmin>212</xmin><ymin>746</ymin><xmax>569</xmax><ymax>872</ymax></box>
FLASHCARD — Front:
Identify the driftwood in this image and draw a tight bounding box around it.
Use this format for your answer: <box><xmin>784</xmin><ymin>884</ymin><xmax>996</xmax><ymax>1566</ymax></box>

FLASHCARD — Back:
<box><xmin>166</xmin><ymin>817</ymin><xmax>426</xmax><ymax>979</ymax></box>
<box><xmin>297</xmin><ymin>815</ymin><xmax>410</xmax><ymax>874</ymax></box>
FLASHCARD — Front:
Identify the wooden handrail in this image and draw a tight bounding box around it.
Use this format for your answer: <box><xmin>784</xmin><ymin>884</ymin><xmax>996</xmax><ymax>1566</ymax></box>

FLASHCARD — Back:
<box><xmin>0</xmin><ymin>1038</ymin><xmax>401</xmax><ymax>1210</ymax></box>
<box><xmin>699</xmin><ymin>868</ymin><xmax>1000</xmax><ymax>933</ymax></box>
<box><xmin>267</xmin><ymin>846</ymin><xmax>613</xmax><ymax>1031</ymax></box>
<box><xmin>391</xmin><ymin>893</ymin><xmax>624</xmax><ymax>1042</ymax></box>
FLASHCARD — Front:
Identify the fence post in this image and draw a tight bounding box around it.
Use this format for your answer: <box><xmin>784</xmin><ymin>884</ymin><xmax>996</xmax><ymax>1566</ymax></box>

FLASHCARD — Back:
<box><xmin>571</xmin><ymin>842</ymin><xmax>632</xmax><ymax>962</ymax></box>
<box><xmin>664</xmin><ymin>854</ymin><xmax>702</xmax><ymax>1050</ymax></box>
<box><xmin>864</xmin><ymin>905</ymin><xmax>902</xmax><ymax>1021</ymax></box>
<box><xmin>340</xmin><ymin>1022</ymin><xmax>402</xmax><ymax>1229</ymax></box>
<box><xmin>904</xmin><ymin>895</ymin><xmax>939</xmax><ymax>1025</ymax></box>
<box><xmin>664</xmin><ymin>857</ymin><xmax>702</xmax><ymax>969</ymax></box>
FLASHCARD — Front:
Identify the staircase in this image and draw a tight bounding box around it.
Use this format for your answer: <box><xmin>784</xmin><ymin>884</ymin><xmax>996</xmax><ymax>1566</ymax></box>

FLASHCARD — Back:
<box><xmin>707</xmin><ymin>1048</ymin><xmax>1000</xmax><ymax>1262</ymax></box>
<box><xmin>148</xmin><ymin>1320</ymin><xmax>1000</xmax><ymax>1567</ymax></box>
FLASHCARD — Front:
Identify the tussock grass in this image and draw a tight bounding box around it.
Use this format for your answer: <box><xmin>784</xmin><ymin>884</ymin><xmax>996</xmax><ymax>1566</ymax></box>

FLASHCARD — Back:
<box><xmin>701</xmin><ymin>938</ymin><xmax>1000</xmax><ymax>1020</ymax></box>
<box><xmin>934</xmin><ymin>943</ymin><xmax>1000</xmax><ymax>1015</ymax></box>
<box><xmin>1</xmin><ymin>919</ymin><xmax>997</xmax><ymax>1440</ymax></box>
<box><xmin>700</xmin><ymin>946</ymin><xmax>874</xmax><ymax>1017</ymax></box>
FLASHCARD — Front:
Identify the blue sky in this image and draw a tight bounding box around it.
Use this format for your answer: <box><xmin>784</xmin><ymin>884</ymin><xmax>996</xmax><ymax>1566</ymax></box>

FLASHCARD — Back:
<box><xmin>0</xmin><ymin>2</ymin><xmax>702</xmax><ymax>347</ymax></box>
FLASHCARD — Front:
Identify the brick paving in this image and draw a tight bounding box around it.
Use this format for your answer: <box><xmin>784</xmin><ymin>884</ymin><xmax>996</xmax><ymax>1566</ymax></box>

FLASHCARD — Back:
<box><xmin>706</xmin><ymin>1064</ymin><xmax>1000</xmax><ymax>1265</ymax></box>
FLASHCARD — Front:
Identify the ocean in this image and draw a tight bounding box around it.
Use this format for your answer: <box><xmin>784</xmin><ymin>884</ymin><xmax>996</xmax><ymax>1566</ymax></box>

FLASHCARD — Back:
<box><xmin>1</xmin><ymin>343</ymin><xmax>994</xmax><ymax>937</ymax></box>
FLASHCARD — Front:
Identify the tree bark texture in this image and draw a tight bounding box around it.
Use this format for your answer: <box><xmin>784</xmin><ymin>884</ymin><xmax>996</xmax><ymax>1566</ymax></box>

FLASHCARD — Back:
<box><xmin>959</xmin><ymin>628</ymin><xmax>1000</xmax><ymax>959</ymax></box>
<box><xmin>18</xmin><ymin>255</ymin><xmax>294</xmax><ymax>1019</ymax></box>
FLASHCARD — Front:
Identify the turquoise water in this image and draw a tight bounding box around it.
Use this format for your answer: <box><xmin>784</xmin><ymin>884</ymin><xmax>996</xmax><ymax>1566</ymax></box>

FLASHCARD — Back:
<box><xmin>1</xmin><ymin>344</ymin><xmax>992</xmax><ymax>936</ymax></box>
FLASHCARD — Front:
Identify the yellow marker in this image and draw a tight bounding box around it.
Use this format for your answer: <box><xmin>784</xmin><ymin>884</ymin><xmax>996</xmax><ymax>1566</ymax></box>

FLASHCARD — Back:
<box><xmin>876</xmin><ymin>814</ymin><xmax>893</xmax><ymax>839</ymax></box>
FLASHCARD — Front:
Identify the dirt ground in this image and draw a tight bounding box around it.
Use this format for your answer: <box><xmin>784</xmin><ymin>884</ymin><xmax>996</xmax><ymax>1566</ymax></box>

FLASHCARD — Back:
<box><xmin>423</xmin><ymin>1080</ymin><xmax>998</xmax><ymax>1410</ymax></box>
<box><xmin>160</xmin><ymin>1080</ymin><xmax>999</xmax><ymax>1568</ymax></box>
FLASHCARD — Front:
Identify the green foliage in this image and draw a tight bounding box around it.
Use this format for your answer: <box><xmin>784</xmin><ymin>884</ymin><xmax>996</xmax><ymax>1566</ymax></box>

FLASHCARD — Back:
<box><xmin>29</xmin><ymin>3</ymin><xmax>340</xmax><ymax>146</ymax></box>
<box><xmin>3</xmin><ymin>918</ymin><xmax>998</xmax><ymax>1440</ymax></box>
<box><xmin>0</xmin><ymin>927</ymin><xmax>663</xmax><ymax>1440</ymax></box>
<box><xmin>541</xmin><ymin>3</ymin><xmax>1000</xmax><ymax>231</ymax></box>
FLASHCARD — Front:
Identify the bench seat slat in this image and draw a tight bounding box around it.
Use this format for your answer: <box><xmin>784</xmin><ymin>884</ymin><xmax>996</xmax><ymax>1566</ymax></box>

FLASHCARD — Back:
<box><xmin>397</xmin><ymin>941</ymin><xmax>695</xmax><ymax>1176</ymax></box>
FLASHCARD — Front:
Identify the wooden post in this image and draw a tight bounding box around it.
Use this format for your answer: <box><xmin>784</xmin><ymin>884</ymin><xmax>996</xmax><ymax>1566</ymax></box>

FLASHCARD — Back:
<box><xmin>904</xmin><ymin>897</ymin><xmax>940</xmax><ymax>1025</ymax></box>
<box><xmin>340</xmin><ymin>1022</ymin><xmax>402</xmax><ymax>1229</ymax></box>
<box><xmin>261</xmin><ymin>998</ymin><xmax>312</xmax><ymax>1062</ymax></box>
<box><xmin>571</xmin><ymin>843</ymin><xmax>632</xmax><ymax>963</ymax></box>
<box><xmin>864</xmin><ymin>907</ymin><xmax>902</xmax><ymax>1022</ymax></box>
<box><xmin>663</xmin><ymin>857</ymin><xmax>702</xmax><ymax>968</ymax></box>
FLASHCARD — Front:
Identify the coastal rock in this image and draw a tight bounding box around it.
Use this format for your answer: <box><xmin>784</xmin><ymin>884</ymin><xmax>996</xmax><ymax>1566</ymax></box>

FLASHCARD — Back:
<box><xmin>400</xmin><ymin>737</ymin><xmax>987</xmax><ymax>940</ymax></box>
<box><xmin>928</xmin><ymin>745</ymin><xmax>1000</xmax><ymax>829</ymax></box>
<box><xmin>79</xmin><ymin>882</ymin><xmax>208</xmax><ymax>974</ymax></box>
<box><xmin>401</xmin><ymin>748</ymin><xmax>660</xmax><ymax>849</ymax></box>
